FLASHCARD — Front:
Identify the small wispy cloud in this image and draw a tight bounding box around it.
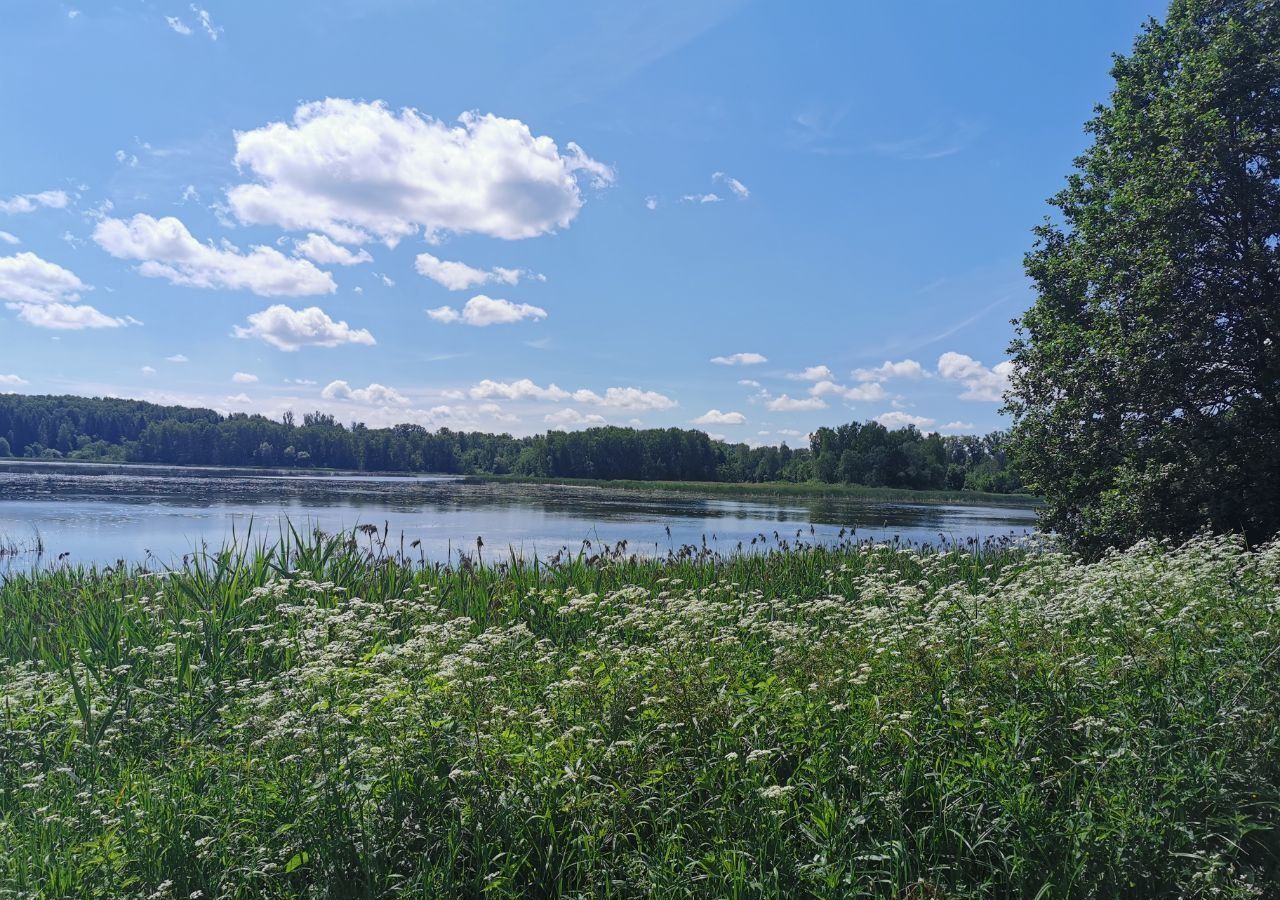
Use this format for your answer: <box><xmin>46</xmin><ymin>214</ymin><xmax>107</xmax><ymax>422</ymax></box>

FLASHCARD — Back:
<box><xmin>711</xmin><ymin>352</ymin><xmax>766</xmax><ymax>366</ymax></box>
<box><xmin>167</xmin><ymin>7</ymin><xmax>220</xmax><ymax>39</ymax></box>
<box><xmin>786</xmin><ymin>104</ymin><xmax>852</xmax><ymax>155</ymax></box>
<box><xmin>191</xmin><ymin>5</ymin><xmax>221</xmax><ymax>39</ymax></box>
<box><xmin>871</xmin><ymin>121</ymin><xmax>982</xmax><ymax>161</ymax></box>
<box><xmin>712</xmin><ymin>171</ymin><xmax>750</xmax><ymax>199</ymax></box>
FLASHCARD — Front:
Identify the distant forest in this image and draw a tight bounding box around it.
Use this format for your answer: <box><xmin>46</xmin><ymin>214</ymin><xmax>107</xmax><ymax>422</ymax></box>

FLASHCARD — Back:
<box><xmin>0</xmin><ymin>394</ymin><xmax>1022</xmax><ymax>493</ymax></box>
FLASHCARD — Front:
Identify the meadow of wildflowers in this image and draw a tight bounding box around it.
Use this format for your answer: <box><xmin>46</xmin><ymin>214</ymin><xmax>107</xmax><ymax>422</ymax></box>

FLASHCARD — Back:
<box><xmin>1</xmin><ymin>529</ymin><xmax>1278</xmax><ymax>897</ymax></box>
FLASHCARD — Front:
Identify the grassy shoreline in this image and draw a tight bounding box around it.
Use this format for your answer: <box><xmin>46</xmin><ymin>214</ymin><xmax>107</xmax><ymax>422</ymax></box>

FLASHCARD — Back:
<box><xmin>465</xmin><ymin>473</ymin><xmax>1042</xmax><ymax>507</ymax></box>
<box><xmin>1</xmin><ymin>459</ymin><xmax>1040</xmax><ymax>508</ymax></box>
<box><xmin>1</xmin><ymin>529</ymin><xmax>1277</xmax><ymax>896</ymax></box>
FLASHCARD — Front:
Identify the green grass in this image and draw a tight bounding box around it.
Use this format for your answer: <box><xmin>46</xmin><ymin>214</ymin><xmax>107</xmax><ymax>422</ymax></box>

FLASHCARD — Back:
<box><xmin>1</xmin><ymin>528</ymin><xmax>1278</xmax><ymax>897</ymax></box>
<box><xmin>465</xmin><ymin>474</ymin><xmax>1042</xmax><ymax>507</ymax></box>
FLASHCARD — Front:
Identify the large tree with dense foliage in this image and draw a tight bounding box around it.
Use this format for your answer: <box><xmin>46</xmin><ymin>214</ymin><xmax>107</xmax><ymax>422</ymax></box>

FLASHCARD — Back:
<box><xmin>1006</xmin><ymin>0</ymin><xmax>1280</xmax><ymax>555</ymax></box>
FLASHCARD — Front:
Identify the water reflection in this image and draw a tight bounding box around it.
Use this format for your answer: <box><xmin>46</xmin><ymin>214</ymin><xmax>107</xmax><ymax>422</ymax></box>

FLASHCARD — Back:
<box><xmin>0</xmin><ymin>462</ymin><xmax>1039</xmax><ymax>570</ymax></box>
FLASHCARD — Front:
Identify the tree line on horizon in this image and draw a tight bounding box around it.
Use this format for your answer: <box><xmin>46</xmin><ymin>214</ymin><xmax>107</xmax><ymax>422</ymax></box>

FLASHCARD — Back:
<box><xmin>0</xmin><ymin>393</ymin><xmax>1021</xmax><ymax>493</ymax></box>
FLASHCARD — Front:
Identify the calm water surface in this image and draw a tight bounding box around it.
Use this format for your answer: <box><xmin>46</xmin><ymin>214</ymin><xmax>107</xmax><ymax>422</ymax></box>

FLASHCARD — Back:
<box><xmin>0</xmin><ymin>461</ymin><xmax>1038</xmax><ymax>569</ymax></box>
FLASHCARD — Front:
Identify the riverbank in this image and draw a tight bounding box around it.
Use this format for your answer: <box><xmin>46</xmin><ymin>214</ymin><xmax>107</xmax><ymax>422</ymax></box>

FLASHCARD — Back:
<box><xmin>1</xmin><ymin>531</ymin><xmax>1275</xmax><ymax>896</ymax></box>
<box><xmin>0</xmin><ymin>458</ymin><xmax>1039</xmax><ymax>508</ymax></box>
<box><xmin>465</xmin><ymin>473</ymin><xmax>1042</xmax><ymax>507</ymax></box>
<box><xmin>0</xmin><ymin>459</ymin><xmax>1038</xmax><ymax>508</ymax></box>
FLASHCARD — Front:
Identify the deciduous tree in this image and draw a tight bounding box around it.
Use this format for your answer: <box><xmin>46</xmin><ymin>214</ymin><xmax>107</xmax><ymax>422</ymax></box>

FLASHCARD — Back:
<box><xmin>1007</xmin><ymin>0</ymin><xmax>1280</xmax><ymax>554</ymax></box>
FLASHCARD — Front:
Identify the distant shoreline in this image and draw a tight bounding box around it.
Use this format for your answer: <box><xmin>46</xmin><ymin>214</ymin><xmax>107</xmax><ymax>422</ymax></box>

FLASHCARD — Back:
<box><xmin>463</xmin><ymin>474</ymin><xmax>1042</xmax><ymax>508</ymax></box>
<box><xmin>0</xmin><ymin>458</ymin><xmax>1041</xmax><ymax>508</ymax></box>
<box><xmin>0</xmin><ymin>458</ymin><xmax>455</xmax><ymax>481</ymax></box>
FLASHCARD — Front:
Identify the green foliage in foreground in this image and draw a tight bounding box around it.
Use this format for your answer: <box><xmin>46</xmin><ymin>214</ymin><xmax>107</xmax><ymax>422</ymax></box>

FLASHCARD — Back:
<box><xmin>2</xmin><ymin>532</ymin><xmax>1279</xmax><ymax>897</ymax></box>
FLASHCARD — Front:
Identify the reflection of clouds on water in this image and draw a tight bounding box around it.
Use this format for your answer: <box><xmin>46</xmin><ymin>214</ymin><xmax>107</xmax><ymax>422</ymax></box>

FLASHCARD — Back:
<box><xmin>0</xmin><ymin>463</ymin><xmax>1037</xmax><ymax>570</ymax></box>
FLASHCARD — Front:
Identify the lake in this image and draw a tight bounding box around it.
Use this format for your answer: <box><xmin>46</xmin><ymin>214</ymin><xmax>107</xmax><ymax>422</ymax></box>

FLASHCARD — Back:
<box><xmin>0</xmin><ymin>461</ymin><xmax>1039</xmax><ymax>570</ymax></box>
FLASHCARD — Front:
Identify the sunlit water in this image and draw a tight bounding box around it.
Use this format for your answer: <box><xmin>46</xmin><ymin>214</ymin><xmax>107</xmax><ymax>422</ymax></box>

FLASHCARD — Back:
<box><xmin>0</xmin><ymin>461</ymin><xmax>1039</xmax><ymax>570</ymax></box>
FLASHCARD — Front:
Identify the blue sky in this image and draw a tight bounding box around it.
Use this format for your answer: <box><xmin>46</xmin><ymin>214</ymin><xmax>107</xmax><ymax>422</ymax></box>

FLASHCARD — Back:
<box><xmin>0</xmin><ymin>0</ymin><xmax>1164</xmax><ymax>442</ymax></box>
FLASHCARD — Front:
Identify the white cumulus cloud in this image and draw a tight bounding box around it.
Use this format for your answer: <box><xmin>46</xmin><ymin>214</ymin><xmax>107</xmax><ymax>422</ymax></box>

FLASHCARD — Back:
<box><xmin>232</xmin><ymin>372</ymin><xmax>259</xmax><ymax>383</ymax></box>
<box><xmin>786</xmin><ymin>365</ymin><xmax>833</xmax><ymax>381</ymax></box>
<box><xmin>95</xmin><ymin>214</ymin><xmax>336</xmax><ymax>297</ymax></box>
<box><xmin>293</xmin><ymin>233</ymin><xmax>372</xmax><ymax>266</ymax></box>
<box><xmin>711</xmin><ymin>352</ymin><xmax>767</xmax><ymax>366</ymax></box>
<box><xmin>414</xmin><ymin>252</ymin><xmax>541</xmax><ymax>291</ymax></box>
<box><xmin>545</xmin><ymin>408</ymin><xmax>607</xmax><ymax>430</ymax></box>
<box><xmin>941</xmin><ymin>421</ymin><xmax>975</xmax><ymax>432</ymax></box>
<box><xmin>0</xmin><ymin>251</ymin><xmax>87</xmax><ymax>305</ymax></box>
<box><xmin>0</xmin><ymin>232</ymin><xmax>19</xmax><ymax>245</ymax></box>
<box><xmin>227</xmin><ymin>100</ymin><xmax>613</xmax><ymax>245</ymax></box>
<box><xmin>852</xmin><ymin>359</ymin><xmax>927</xmax><ymax>382</ymax></box>
<box><xmin>765</xmin><ymin>394</ymin><xmax>826</xmax><ymax>412</ymax></box>
<box><xmin>466</xmin><ymin>379</ymin><xmax>674</xmax><ymax>412</ymax></box>
<box><xmin>809</xmin><ymin>380</ymin><xmax>886</xmax><ymax>402</ymax></box>
<box><xmin>9</xmin><ymin>302</ymin><xmax>125</xmax><ymax>330</ymax></box>
<box><xmin>427</xmin><ymin>295</ymin><xmax>547</xmax><ymax>327</ymax></box>
<box><xmin>572</xmin><ymin>387</ymin><xmax>676</xmax><ymax>411</ymax></box>
<box><xmin>165</xmin><ymin>15</ymin><xmax>192</xmax><ymax>35</ymax></box>
<box><xmin>0</xmin><ymin>374</ymin><xmax>29</xmax><ymax>386</ymax></box>
<box><xmin>937</xmin><ymin>352</ymin><xmax>1013</xmax><ymax>402</ymax></box>
<box><xmin>233</xmin><ymin>304</ymin><xmax>376</xmax><ymax>352</ymax></box>
<box><xmin>875</xmin><ymin>411</ymin><xmax>936</xmax><ymax>430</ymax></box>
<box><xmin>0</xmin><ymin>190</ymin><xmax>69</xmax><ymax>215</ymax></box>
<box><xmin>321</xmin><ymin>380</ymin><xmax>408</xmax><ymax>406</ymax></box>
<box><xmin>469</xmin><ymin>378</ymin><xmax>570</xmax><ymax>402</ymax></box>
<box><xmin>845</xmin><ymin>383</ymin><xmax>887</xmax><ymax>401</ymax></box>
<box><xmin>693</xmin><ymin>409</ymin><xmax>746</xmax><ymax>425</ymax></box>
<box><xmin>0</xmin><ymin>251</ymin><xmax>126</xmax><ymax>330</ymax></box>
<box><xmin>475</xmin><ymin>402</ymin><xmax>518</xmax><ymax>423</ymax></box>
